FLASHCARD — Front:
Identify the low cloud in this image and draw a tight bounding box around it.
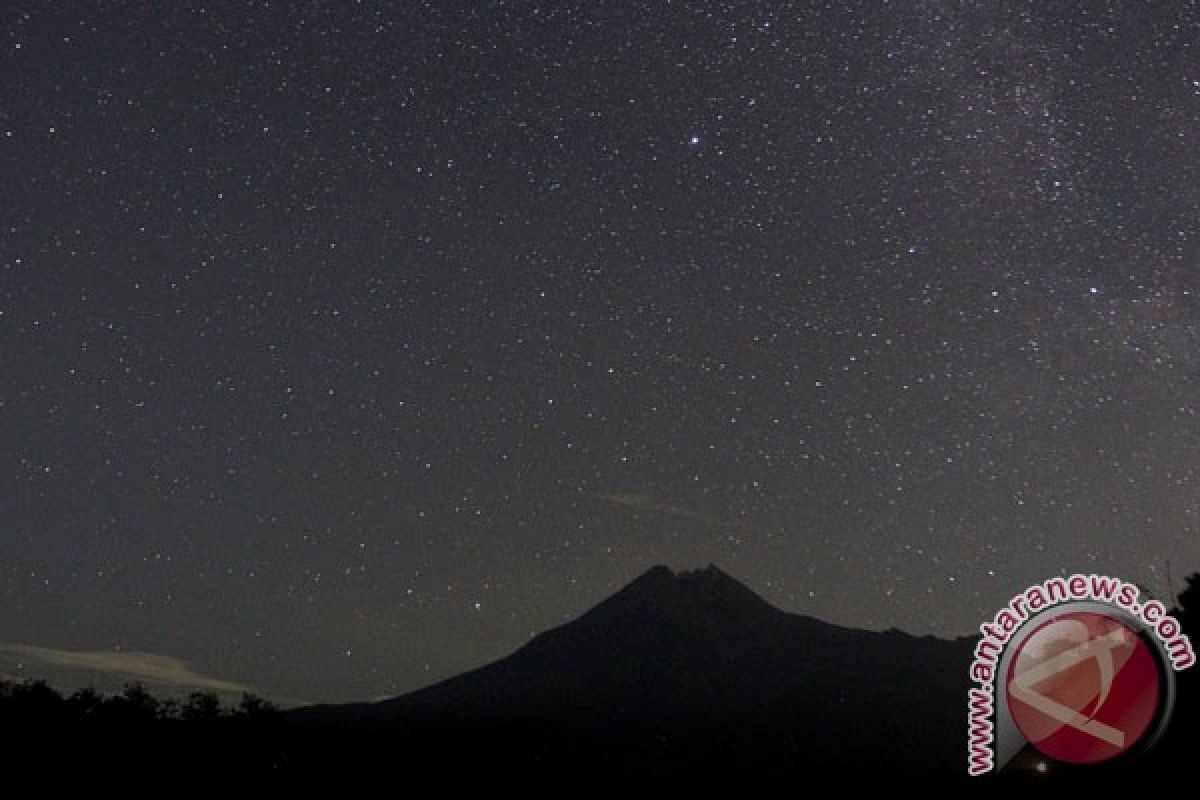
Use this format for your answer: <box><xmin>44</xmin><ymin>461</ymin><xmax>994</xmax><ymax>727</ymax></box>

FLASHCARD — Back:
<box><xmin>0</xmin><ymin>641</ymin><xmax>252</xmax><ymax>695</ymax></box>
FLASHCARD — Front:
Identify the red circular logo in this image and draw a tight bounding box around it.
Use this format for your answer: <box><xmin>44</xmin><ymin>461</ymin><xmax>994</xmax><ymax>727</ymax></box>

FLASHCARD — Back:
<box><xmin>1006</xmin><ymin>611</ymin><xmax>1162</xmax><ymax>764</ymax></box>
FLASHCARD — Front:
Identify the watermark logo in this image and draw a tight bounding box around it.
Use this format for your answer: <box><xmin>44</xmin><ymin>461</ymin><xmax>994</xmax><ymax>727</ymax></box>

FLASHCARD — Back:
<box><xmin>1007</xmin><ymin>610</ymin><xmax>1160</xmax><ymax>764</ymax></box>
<box><xmin>967</xmin><ymin>574</ymin><xmax>1194</xmax><ymax>775</ymax></box>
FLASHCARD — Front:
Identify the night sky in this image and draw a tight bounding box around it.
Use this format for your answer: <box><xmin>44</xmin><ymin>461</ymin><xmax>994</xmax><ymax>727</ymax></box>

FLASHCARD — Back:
<box><xmin>4</xmin><ymin>1</ymin><xmax>1200</xmax><ymax>704</ymax></box>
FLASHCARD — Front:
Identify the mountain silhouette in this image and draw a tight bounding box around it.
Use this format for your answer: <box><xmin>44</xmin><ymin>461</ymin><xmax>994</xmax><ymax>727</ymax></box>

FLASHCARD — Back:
<box><xmin>293</xmin><ymin>565</ymin><xmax>975</xmax><ymax>790</ymax></box>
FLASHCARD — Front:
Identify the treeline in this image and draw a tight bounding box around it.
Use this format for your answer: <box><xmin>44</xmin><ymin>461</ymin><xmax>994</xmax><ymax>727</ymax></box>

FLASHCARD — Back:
<box><xmin>0</xmin><ymin>679</ymin><xmax>276</xmax><ymax>723</ymax></box>
<box><xmin>0</xmin><ymin>680</ymin><xmax>291</xmax><ymax>791</ymax></box>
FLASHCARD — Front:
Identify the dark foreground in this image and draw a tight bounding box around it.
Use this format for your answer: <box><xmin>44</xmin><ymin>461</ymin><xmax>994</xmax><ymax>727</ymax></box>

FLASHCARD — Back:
<box><xmin>1</xmin><ymin>675</ymin><xmax>1197</xmax><ymax>798</ymax></box>
<box><xmin>7</xmin><ymin>567</ymin><xmax>1199</xmax><ymax>796</ymax></box>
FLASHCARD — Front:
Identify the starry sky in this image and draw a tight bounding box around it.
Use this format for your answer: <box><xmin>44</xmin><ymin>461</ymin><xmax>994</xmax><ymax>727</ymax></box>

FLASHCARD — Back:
<box><xmin>3</xmin><ymin>1</ymin><xmax>1200</xmax><ymax>704</ymax></box>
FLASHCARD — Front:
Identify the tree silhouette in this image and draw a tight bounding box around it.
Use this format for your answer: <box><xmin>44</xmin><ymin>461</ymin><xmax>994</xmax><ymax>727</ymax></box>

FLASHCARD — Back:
<box><xmin>236</xmin><ymin>692</ymin><xmax>278</xmax><ymax>717</ymax></box>
<box><xmin>182</xmin><ymin>691</ymin><xmax>222</xmax><ymax>721</ymax></box>
<box><xmin>158</xmin><ymin>697</ymin><xmax>181</xmax><ymax>720</ymax></box>
<box><xmin>1</xmin><ymin>679</ymin><xmax>64</xmax><ymax>722</ymax></box>
<box><xmin>118</xmin><ymin>682</ymin><xmax>160</xmax><ymax>722</ymax></box>
<box><xmin>66</xmin><ymin>686</ymin><xmax>105</xmax><ymax>717</ymax></box>
<box><xmin>1176</xmin><ymin>571</ymin><xmax>1200</xmax><ymax>637</ymax></box>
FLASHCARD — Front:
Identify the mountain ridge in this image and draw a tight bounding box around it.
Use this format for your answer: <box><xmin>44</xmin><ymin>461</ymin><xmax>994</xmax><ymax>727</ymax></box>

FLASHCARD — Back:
<box><xmin>293</xmin><ymin>563</ymin><xmax>973</xmax><ymax>781</ymax></box>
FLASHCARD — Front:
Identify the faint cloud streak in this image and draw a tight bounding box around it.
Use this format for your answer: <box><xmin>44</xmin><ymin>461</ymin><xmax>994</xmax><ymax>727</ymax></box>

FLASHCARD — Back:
<box><xmin>596</xmin><ymin>492</ymin><xmax>747</xmax><ymax>530</ymax></box>
<box><xmin>0</xmin><ymin>641</ymin><xmax>252</xmax><ymax>695</ymax></box>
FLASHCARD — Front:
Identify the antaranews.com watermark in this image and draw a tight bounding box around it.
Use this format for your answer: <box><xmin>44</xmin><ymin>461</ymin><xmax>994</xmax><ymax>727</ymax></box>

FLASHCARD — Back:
<box><xmin>968</xmin><ymin>573</ymin><xmax>1195</xmax><ymax>775</ymax></box>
